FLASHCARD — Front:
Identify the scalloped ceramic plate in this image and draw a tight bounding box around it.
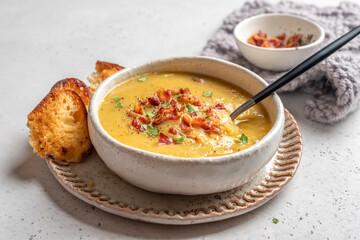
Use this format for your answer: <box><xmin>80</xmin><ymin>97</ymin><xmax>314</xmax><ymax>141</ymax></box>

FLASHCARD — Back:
<box><xmin>46</xmin><ymin>110</ymin><xmax>302</xmax><ymax>225</ymax></box>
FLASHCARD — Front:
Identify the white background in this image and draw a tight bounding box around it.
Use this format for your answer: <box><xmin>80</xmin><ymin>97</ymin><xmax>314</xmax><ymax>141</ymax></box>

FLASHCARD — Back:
<box><xmin>1</xmin><ymin>0</ymin><xmax>359</xmax><ymax>239</ymax></box>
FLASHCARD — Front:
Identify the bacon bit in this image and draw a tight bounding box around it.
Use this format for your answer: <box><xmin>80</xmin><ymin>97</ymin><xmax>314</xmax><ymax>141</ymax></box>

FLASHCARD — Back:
<box><xmin>181</xmin><ymin>125</ymin><xmax>193</xmax><ymax>133</ymax></box>
<box><xmin>133</xmin><ymin>104</ymin><xmax>145</xmax><ymax>115</ymax></box>
<box><xmin>140</xmin><ymin>100</ymin><xmax>148</xmax><ymax>105</ymax></box>
<box><xmin>191</xmin><ymin>117</ymin><xmax>206</xmax><ymax>127</ymax></box>
<box><xmin>156</xmin><ymin>88</ymin><xmax>172</xmax><ymax>102</ymax></box>
<box><xmin>214</xmin><ymin>103</ymin><xmax>227</xmax><ymax>111</ymax></box>
<box><xmin>128</xmin><ymin>110</ymin><xmax>138</xmax><ymax>118</ymax></box>
<box><xmin>131</xmin><ymin>118</ymin><xmax>142</xmax><ymax>130</ymax></box>
<box><xmin>286</xmin><ymin>34</ymin><xmax>303</xmax><ymax>47</ymax></box>
<box><xmin>201</xmin><ymin>122</ymin><xmax>211</xmax><ymax>131</ymax></box>
<box><xmin>170</xmin><ymin>99</ymin><xmax>177</xmax><ymax>107</ymax></box>
<box><xmin>158</xmin><ymin>133</ymin><xmax>174</xmax><ymax>145</ymax></box>
<box><xmin>248</xmin><ymin>30</ymin><xmax>267</xmax><ymax>46</ymax></box>
<box><xmin>166</xmin><ymin>115</ymin><xmax>180</xmax><ymax>120</ymax></box>
<box><xmin>258</xmin><ymin>30</ymin><xmax>267</xmax><ymax>38</ymax></box>
<box><xmin>204</xmin><ymin>107</ymin><xmax>213</xmax><ymax>114</ymax></box>
<box><xmin>247</xmin><ymin>30</ymin><xmax>303</xmax><ymax>48</ymax></box>
<box><xmin>181</xmin><ymin>115</ymin><xmax>192</xmax><ymax>127</ymax></box>
<box><xmin>203</xmin><ymin>109</ymin><xmax>220</xmax><ymax>121</ymax></box>
<box><xmin>171</xmin><ymin>88</ymin><xmax>179</xmax><ymax>95</ymax></box>
<box><xmin>247</xmin><ymin>37</ymin><xmax>257</xmax><ymax>46</ymax></box>
<box><xmin>210</xmin><ymin>125</ymin><xmax>222</xmax><ymax>134</ymax></box>
<box><xmin>268</xmin><ymin>37</ymin><xmax>283</xmax><ymax>48</ymax></box>
<box><xmin>179</xmin><ymin>104</ymin><xmax>185</xmax><ymax>112</ymax></box>
<box><xmin>190</xmin><ymin>96</ymin><xmax>202</xmax><ymax>106</ymax></box>
<box><xmin>178</xmin><ymin>95</ymin><xmax>202</xmax><ymax>106</ymax></box>
<box><xmin>192</xmin><ymin>77</ymin><xmax>205</xmax><ymax>84</ymax></box>
<box><xmin>148</xmin><ymin>96</ymin><xmax>160</xmax><ymax>106</ymax></box>
<box><xmin>139</xmin><ymin>116</ymin><xmax>151</xmax><ymax>124</ymax></box>
<box><xmin>181</xmin><ymin>115</ymin><xmax>193</xmax><ymax>133</ymax></box>
<box><xmin>276</xmin><ymin>33</ymin><xmax>286</xmax><ymax>40</ymax></box>
<box><xmin>179</xmin><ymin>88</ymin><xmax>191</xmax><ymax>95</ymax></box>
<box><xmin>170</xmin><ymin>99</ymin><xmax>181</xmax><ymax>111</ymax></box>
<box><xmin>168</xmin><ymin>126</ymin><xmax>178</xmax><ymax>135</ymax></box>
<box><xmin>152</xmin><ymin>107</ymin><xmax>174</xmax><ymax>125</ymax></box>
<box><xmin>176</xmin><ymin>88</ymin><xmax>203</xmax><ymax>106</ymax></box>
<box><xmin>128</xmin><ymin>111</ymin><xmax>151</xmax><ymax>124</ymax></box>
<box><xmin>195</xmin><ymin>135</ymin><xmax>205</xmax><ymax>143</ymax></box>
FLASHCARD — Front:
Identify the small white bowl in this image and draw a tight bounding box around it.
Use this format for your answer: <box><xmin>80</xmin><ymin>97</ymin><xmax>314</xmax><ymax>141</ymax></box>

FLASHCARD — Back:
<box><xmin>88</xmin><ymin>56</ymin><xmax>284</xmax><ymax>195</ymax></box>
<box><xmin>233</xmin><ymin>13</ymin><xmax>325</xmax><ymax>71</ymax></box>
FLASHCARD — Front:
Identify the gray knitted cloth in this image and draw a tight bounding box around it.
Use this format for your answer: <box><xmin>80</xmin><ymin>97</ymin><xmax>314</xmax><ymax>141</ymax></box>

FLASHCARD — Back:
<box><xmin>201</xmin><ymin>1</ymin><xmax>360</xmax><ymax>124</ymax></box>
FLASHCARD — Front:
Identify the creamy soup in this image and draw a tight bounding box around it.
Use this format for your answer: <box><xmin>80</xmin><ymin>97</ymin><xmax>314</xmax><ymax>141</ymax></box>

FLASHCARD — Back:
<box><xmin>98</xmin><ymin>72</ymin><xmax>272</xmax><ymax>158</ymax></box>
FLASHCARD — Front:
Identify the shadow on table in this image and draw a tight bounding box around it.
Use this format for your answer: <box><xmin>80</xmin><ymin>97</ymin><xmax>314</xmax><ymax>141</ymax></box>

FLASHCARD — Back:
<box><xmin>12</xmin><ymin>143</ymin><xmax>273</xmax><ymax>239</ymax></box>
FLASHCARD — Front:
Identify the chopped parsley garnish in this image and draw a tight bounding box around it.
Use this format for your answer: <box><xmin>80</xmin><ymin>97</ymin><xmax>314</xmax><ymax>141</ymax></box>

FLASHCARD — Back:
<box><xmin>137</xmin><ymin>76</ymin><xmax>147</xmax><ymax>82</ymax></box>
<box><xmin>145</xmin><ymin>111</ymin><xmax>155</xmax><ymax>118</ymax></box>
<box><xmin>187</xmin><ymin>103</ymin><xmax>198</xmax><ymax>113</ymax></box>
<box><xmin>146</xmin><ymin>125</ymin><xmax>159</xmax><ymax>136</ymax></box>
<box><xmin>174</xmin><ymin>94</ymin><xmax>183</xmax><ymax>99</ymax></box>
<box><xmin>202</xmin><ymin>91</ymin><xmax>213</xmax><ymax>97</ymax></box>
<box><xmin>115</xmin><ymin>102</ymin><xmax>124</xmax><ymax>108</ymax></box>
<box><xmin>205</xmin><ymin>115</ymin><xmax>210</xmax><ymax>119</ymax></box>
<box><xmin>237</xmin><ymin>133</ymin><xmax>248</xmax><ymax>143</ymax></box>
<box><xmin>163</xmin><ymin>102</ymin><xmax>170</xmax><ymax>107</ymax></box>
<box><xmin>113</xmin><ymin>97</ymin><xmax>122</xmax><ymax>102</ymax></box>
<box><xmin>272</xmin><ymin>218</ymin><xmax>279</xmax><ymax>224</ymax></box>
<box><xmin>174</xmin><ymin>136</ymin><xmax>185</xmax><ymax>144</ymax></box>
<box><xmin>141</xmin><ymin>124</ymin><xmax>148</xmax><ymax>130</ymax></box>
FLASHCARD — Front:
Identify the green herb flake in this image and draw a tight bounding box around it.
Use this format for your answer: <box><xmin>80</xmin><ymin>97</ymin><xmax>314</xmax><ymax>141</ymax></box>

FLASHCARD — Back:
<box><xmin>202</xmin><ymin>91</ymin><xmax>213</xmax><ymax>97</ymax></box>
<box><xmin>237</xmin><ymin>133</ymin><xmax>248</xmax><ymax>144</ymax></box>
<box><xmin>175</xmin><ymin>94</ymin><xmax>184</xmax><ymax>99</ymax></box>
<box><xmin>187</xmin><ymin>103</ymin><xmax>198</xmax><ymax>113</ymax></box>
<box><xmin>272</xmin><ymin>218</ymin><xmax>279</xmax><ymax>224</ymax></box>
<box><xmin>141</xmin><ymin>124</ymin><xmax>148</xmax><ymax>130</ymax></box>
<box><xmin>205</xmin><ymin>115</ymin><xmax>210</xmax><ymax>119</ymax></box>
<box><xmin>145</xmin><ymin>111</ymin><xmax>155</xmax><ymax>118</ymax></box>
<box><xmin>115</xmin><ymin>102</ymin><xmax>124</xmax><ymax>108</ymax></box>
<box><xmin>146</xmin><ymin>125</ymin><xmax>159</xmax><ymax>136</ymax></box>
<box><xmin>163</xmin><ymin>102</ymin><xmax>170</xmax><ymax>107</ymax></box>
<box><xmin>113</xmin><ymin>97</ymin><xmax>122</xmax><ymax>102</ymax></box>
<box><xmin>137</xmin><ymin>76</ymin><xmax>147</xmax><ymax>82</ymax></box>
<box><xmin>174</xmin><ymin>136</ymin><xmax>185</xmax><ymax>144</ymax></box>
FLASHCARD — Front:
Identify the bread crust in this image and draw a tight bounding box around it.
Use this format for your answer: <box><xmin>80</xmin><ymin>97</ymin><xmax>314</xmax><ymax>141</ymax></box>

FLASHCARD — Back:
<box><xmin>95</xmin><ymin>60</ymin><xmax>124</xmax><ymax>72</ymax></box>
<box><xmin>88</xmin><ymin>60</ymin><xmax>125</xmax><ymax>91</ymax></box>
<box><xmin>51</xmin><ymin>78</ymin><xmax>92</xmax><ymax>108</ymax></box>
<box><xmin>27</xmin><ymin>61</ymin><xmax>123</xmax><ymax>163</ymax></box>
<box><xmin>27</xmin><ymin>80</ymin><xmax>92</xmax><ymax>163</ymax></box>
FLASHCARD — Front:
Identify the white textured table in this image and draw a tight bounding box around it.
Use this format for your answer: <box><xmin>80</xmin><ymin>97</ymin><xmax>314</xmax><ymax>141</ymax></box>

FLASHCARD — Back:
<box><xmin>1</xmin><ymin>0</ymin><xmax>359</xmax><ymax>239</ymax></box>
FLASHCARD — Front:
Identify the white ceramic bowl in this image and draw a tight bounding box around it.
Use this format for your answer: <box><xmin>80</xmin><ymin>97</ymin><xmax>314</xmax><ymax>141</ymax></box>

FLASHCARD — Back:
<box><xmin>88</xmin><ymin>56</ymin><xmax>284</xmax><ymax>195</ymax></box>
<box><xmin>233</xmin><ymin>13</ymin><xmax>325</xmax><ymax>71</ymax></box>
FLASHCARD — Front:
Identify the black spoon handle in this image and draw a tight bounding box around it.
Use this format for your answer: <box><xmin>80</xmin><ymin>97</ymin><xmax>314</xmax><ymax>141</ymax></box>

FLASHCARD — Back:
<box><xmin>230</xmin><ymin>25</ymin><xmax>360</xmax><ymax>120</ymax></box>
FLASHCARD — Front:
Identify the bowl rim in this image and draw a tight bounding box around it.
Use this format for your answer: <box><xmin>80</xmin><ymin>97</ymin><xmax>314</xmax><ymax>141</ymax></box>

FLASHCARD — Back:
<box><xmin>233</xmin><ymin>13</ymin><xmax>325</xmax><ymax>52</ymax></box>
<box><xmin>88</xmin><ymin>56</ymin><xmax>284</xmax><ymax>164</ymax></box>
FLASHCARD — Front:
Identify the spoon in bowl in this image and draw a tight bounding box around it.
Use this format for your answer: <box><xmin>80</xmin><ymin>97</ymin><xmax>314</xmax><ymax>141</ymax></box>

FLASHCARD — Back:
<box><xmin>230</xmin><ymin>25</ymin><xmax>360</xmax><ymax>120</ymax></box>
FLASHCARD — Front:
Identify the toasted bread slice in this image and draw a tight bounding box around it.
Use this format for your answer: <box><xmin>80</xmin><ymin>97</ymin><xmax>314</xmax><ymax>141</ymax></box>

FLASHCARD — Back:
<box><xmin>88</xmin><ymin>60</ymin><xmax>124</xmax><ymax>91</ymax></box>
<box><xmin>51</xmin><ymin>78</ymin><xmax>92</xmax><ymax>108</ymax></box>
<box><xmin>27</xmin><ymin>83</ymin><xmax>92</xmax><ymax>163</ymax></box>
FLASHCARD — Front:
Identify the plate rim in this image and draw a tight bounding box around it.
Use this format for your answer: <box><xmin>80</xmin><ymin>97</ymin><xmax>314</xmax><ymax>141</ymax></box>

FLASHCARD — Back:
<box><xmin>46</xmin><ymin>109</ymin><xmax>302</xmax><ymax>225</ymax></box>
